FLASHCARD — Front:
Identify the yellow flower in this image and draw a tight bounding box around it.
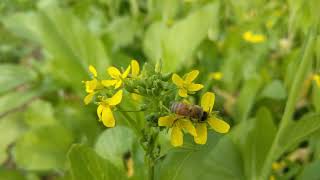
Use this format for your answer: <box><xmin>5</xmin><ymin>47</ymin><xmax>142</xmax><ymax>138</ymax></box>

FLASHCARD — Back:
<box><xmin>209</xmin><ymin>72</ymin><xmax>223</xmax><ymax>80</ymax></box>
<box><xmin>97</xmin><ymin>90</ymin><xmax>123</xmax><ymax>127</ymax></box>
<box><xmin>269</xmin><ymin>175</ymin><xmax>276</xmax><ymax>180</ymax></box>
<box><xmin>158</xmin><ymin>115</ymin><xmax>197</xmax><ymax>147</ymax></box>
<box><xmin>272</xmin><ymin>161</ymin><xmax>286</xmax><ymax>171</ymax></box>
<box><xmin>101</xmin><ymin>65</ymin><xmax>131</xmax><ymax>89</ymax></box>
<box><xmin>172</xmin><ymin>70</ymin><xmax>204</xmax><ymax>97</ymax></box>
<box><xmin>131</xmin><ymin>60</ymin><xmax>140</xmax><ymax>78</ymax></box>
<box><xmin>194</xmin><ymin>92</ymin><xmax>230</xmax><ymax>144</ymax></box>
<box><xmin>243</xmin><ymin>31</ymin><xmax>266</xmax><ymax>43</ymax></box>
<box><xmin>84</xmin><ymin>65</ymin><xmax>100</xmax><ymax>105</ymax></box>
<box><xmin>312</xmin><ymin>74</ymin><xmax>320</xmax><ymax>87</ymax></box>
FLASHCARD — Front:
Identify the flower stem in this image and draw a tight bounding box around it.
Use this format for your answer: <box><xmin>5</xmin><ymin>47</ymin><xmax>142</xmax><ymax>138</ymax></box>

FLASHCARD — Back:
<box><xmin>259</xmin><ymin>28</ymin><xmax>317</xmax><ymax>179</ymax></box>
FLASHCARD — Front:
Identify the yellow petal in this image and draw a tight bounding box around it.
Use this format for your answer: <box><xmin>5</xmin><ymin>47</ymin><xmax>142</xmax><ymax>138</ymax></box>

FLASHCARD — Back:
<box><xmin>101</xmin><ymin>80</ymin><xmax>117</xmax><ymax>87</ymax></box>
<box><xmin>101</xmin><ymin>106</ymin><xmax>115</xmax><ymax>127</ymax></box>
<box><xmin>194</xmin><ymin>123</ymin><xmax>207</xmax><ymax>144</ymax></box>
<box><xmin>178</xmin><ymin>88</ymin><xmax>188</xmax><ymax>97</ymax></box>
<box><xmin>185</xmin><ymin>70</ymin><xmax>199</xmax><ymax>82</ymax></box>
<box><xmin>178</xmin><ymin>119</ymin><xmax>197</xmax><ymax>137</ymax></box>
<box><xmin>131</xmin><ymin>60</ymin><xmax>140</xmax><ymax>77</ymax></box>
<box><xmin>122</xmin><ymin>65</ymin><xmax>131</xmax><ymax>79</ymax></box>
<box><xmin>172</xmin><ymin>74</ymin><xmax>184</xmax><ymax>87</ymax></box>
<box><xmin>107</xmin><ymin>90</ymin><xmax>123</xmax><ymax>106</ymax></box>
<box><xmin>114</xmin><ymin>80</ymin><xmax>123</xmax><ymax>89</ymax></box>
<box><xmin>201</xmin><ymin>92</ymin><xmax>215</xmax><ymax>112</ymax></box>
<box><xmin>171</xmin><ymin>126</ymin><xmax>183</xmax><ymax>147</ymax></box>
<box><xmin>84</xmin><ymin>92</ymin><xmax>95</xmax><ymax>105</ymax></box>
<box><xmin>208</xmin><ymin>117</ymin><xmax>230</xmax><ymax>133</ymax></box>
<box><xmin>158</xmin><ymin>115</ymin><xmax>175</xmax><ymax>127</ymax></box>
<box><xmin>313</xmin><ymin>74</ymin><xmax>320</xmax><ymax>87</ymax></box>
<box><xmin>85</xmin><ymin>79</ymin><xmax>98</xmax><ymax>93</ymax></box>
<box><xmin>97</xmin><ymin>105</ymin><xmax>103</xmax><ymax>121</ymax></box>
<box><xmin>107</xmin><ymin>66</ymin><xmax>121</xmax><ymax>78</ymax></box>
<box><xmin>187</xmin><ymin>83</ymin><xmax>204</xmax><ymax>92</ymax></box>
<box><xmin>89</xmin><ymin>65</ymin><xmax>98</xmax><ymax>77</ymax></box>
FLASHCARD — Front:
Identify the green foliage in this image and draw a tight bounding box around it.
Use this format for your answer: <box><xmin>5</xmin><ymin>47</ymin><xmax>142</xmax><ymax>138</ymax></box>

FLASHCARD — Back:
<box><xmin>0</xmin><ymin>0</ymin><xmax>320</xmax><ymax>179</ymax></box>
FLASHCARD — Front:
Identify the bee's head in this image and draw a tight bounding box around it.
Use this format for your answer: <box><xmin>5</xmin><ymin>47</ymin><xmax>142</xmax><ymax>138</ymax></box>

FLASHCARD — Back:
<box><xmin>200</xmin><ymin>111</ymin><xmax>208</xmax><ymax>122</ymax></box>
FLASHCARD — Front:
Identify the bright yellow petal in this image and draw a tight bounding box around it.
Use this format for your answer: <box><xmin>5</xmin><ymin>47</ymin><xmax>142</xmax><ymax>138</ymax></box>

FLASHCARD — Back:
<box><xmin>185</xmin><ymin>70</ymin><xmax>199</xmax><ymax>82</ymax></box>
<box><xmin>114</xmin><ymin>80</ymin><xmax>122</xmax><ymax>89</ymax></box>
<box><xmin>194</xmin><ymin>123</ymin><xmax>207</xmax><ymax>145</ymax></box>
<box><xmin>187</xmin><ymin>83</ymin><xmax>204</xmax><ymax>92</ymax></box>
<box><xmin>158</xmin><ymin>115</ymin><xmax>175</xmax><ymax>127</ymax></box>
<box><xmin>178</xmin><ymin>119</ymin><xmax>197</xmax><ymax>137</ymax></box>
<box><xmin>101</xmin><ymin>80</ymin><xmax>117</xmax><ymax>87</ymax></box>
<box><xmin>201</xmin><ymin>92</ymin><xmax>215</xmax><ymax>112</ymax></box>
<box><xmin>122</xmin><ymin>65</ymin><xmax>131</xmax><ymax>79</ymax></box>
<box><xmin>97</xmin><ymin>105</ymin><xmax>103</xmax><ymax>121</ymax></box>
<box><xmin>84</xmin><ymin>92</ymin><xmax>95</xmax><ymax>105</ymax></box>
<box><xmin>89</xmin><ymin>65</ymin><xmax>98</xmax><ymax>77</ymax></box>
<box><xmin>85</xmin><ymin>79</ymin><xmax>98</xmax><ymax>93</ymax></box>
<box><xmin>313</xmin><ymin>75</ymin><xmax>320</xmax><ymax>87</ymax></box>
<box><xmin>107</xmin><ymin>67</ymin><xmax>121</xmax><ymax>78</ymax></box>
<box><xmin>101</xmin><ymin>106</ymin><xmax>115</xmax><ymax>127</ymax></box>
<box><xmin>178</xmin><ymin>88</ymin><xmax>188</xmax><ymax>97</ymax></box>
<box><xmin>171</xmin><ymin>126</ymin><xmax>183</xmax><ymax>147</ymax></box>
<box><xmin>107</xmin><ymin>90</ymin><xmax>123</xmax><ymax>106</ymax></box>
<box><xmin>131</xmin><ymin>60</ymin><xmax>140</xmax><ymax>77</ymax></box>
<box><xmin>172</xmin><ymin>74</ymin><xmax>184</xmax><ymax>87</ymax></box>
<box><xmin>208</xmin><ymin>117</ymin><xmax>230</xmax><ymax>133</ymax></box>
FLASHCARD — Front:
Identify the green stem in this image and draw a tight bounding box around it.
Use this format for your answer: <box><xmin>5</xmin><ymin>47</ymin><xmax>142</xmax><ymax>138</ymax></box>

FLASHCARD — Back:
<box><xmin>147</xmin><ymin>158</ymin><xmax>155</xmax><ymax>180</ymax></box>
<box><xmin>259</xmin><ymin>28</ymin><xmax>316</xmax><ymax>179</ymax></box>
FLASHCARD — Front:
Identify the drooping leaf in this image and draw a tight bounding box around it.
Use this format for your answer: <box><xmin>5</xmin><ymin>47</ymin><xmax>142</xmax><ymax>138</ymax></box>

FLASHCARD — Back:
<box><xmin>279</xmin><ymin>113</ymin><xmax>320</xmax><ymax>152</ymax></box>
<box><xmin>0</xmin><ymin>88</ymin><xmax>40</xmax><ymax>116</ymax></box>
<box><xmin>2</xmin><ymin>8</ymin><xmax>110</xmax><ymax>93</ymax></box>
<box><xmin>68</xmin><ymin>144</ymin><xmax>125</xmax><ymax>180</ymax></box>
<box><xmin>0</xmin><ymin>64</ymin><xmax>37</xmax><ymax>94</ymax></box>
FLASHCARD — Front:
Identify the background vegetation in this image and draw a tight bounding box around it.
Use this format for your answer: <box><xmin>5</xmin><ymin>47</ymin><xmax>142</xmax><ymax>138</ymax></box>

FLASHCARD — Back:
<box><xmin>0</xmin><ymin>0</ymin><xmax>320</xmax><ymax>179</ymax></box>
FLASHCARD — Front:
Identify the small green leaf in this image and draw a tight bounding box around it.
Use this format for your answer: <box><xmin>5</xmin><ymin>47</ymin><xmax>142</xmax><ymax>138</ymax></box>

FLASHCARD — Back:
<box><xmin>0</xmin><ymin>169</ymin><xmax>25</xmax><ymax>180</ymax></box>
<box><xmin>298</xmin><ymin>160</ymin><xmax>320</xmax><ymax>180</ymax></box>
<box><xmin>13</xmin><ymin>124</ymin><xmax>74</xmax><ymax>171</ymax></box>
<box><xmin>23</xmin><ymin>100</ymin><xmax>56</xmax><ymax>128</ymax></box>
<box><xmin>0</xmin><ymin>113</ymin><xmax>25</xmax><ymax>164</ymax></box>
<box><xmin>68</xmin><ymin>144</ymin><xmax>125</xmax><ymax>180</ymax></box>
<box><xmin>260</xmin><ymin>80</ymin><xmax>287</xmax><ymax>100</ymax></box>
<box><xmin>95</xmin><ymin>126</ymin><xmax>136</xmax><ymax>168</ymax></box>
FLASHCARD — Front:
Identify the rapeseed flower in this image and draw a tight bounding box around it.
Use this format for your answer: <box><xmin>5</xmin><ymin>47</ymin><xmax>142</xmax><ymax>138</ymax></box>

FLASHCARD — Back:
<box><xmin>101</xmin><ymin>65</ymin><xmax>131</xmax><ymax>89</ymax></box>
<box><xmin>243</xmin><ymin>31</ymin><xmax>266</xmax><ymax>43</ymax></box>
<box><xmin>172</xmin><ymin>70</ymin><xmax>204</xmax><ymax>97</ymax></box>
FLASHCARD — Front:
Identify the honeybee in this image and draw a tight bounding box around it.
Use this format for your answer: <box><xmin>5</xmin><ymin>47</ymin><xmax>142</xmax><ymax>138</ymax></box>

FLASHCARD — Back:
<box><xmin>170</xmin><ymin>102</ymin><xmax>208</xmax><ymax>122</ymax></box>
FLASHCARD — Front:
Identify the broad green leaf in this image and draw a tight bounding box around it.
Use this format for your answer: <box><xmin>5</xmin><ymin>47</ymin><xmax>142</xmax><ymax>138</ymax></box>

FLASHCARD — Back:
<box><xmin>161</xmin><ymin>2</ymin><xmax>219</xmax><ymax>72</ymax></box>
<box><xmin>13</xmin><ymin>124</ymin><xmax>74</xmax><ymax>171</ymax></box>
<box><xmin>68</xmin><ymin>144</ymin><xmax>125</xmax><ymax>180</ymax></box>
<box><xmin>234</xmin><ymin>108</ymin><xmax>276</xmax><ymax>179</ymax></box>
<box><xmin>0</xmin><ymin>64</ymin><xmax>37</xmax><ymax>94</ymax></box>
<box><xmin>95</xmin><ymin>126</ymin><xmax>136</xmax><ymax>168</ymax></box>
<box><xmin>298</xmin><ymin>160</ymin><xmax>320</xmax><ymax>180</ymax></box>
<box><xmin>156</xmin><ymin>133</ymin><xmax>244</xmax><ymax>180</ymax></box>
<box><xmin>0</xmin><ymin>113</ymin><xmax>25</xmax><ymax>164</ymax></box>
<box><xmin>234</xmin><ymin>75</ymin><xmax>262</xmax><ymax>123</ymax></box>
<box><xmin>260</xmin><ymin>80</ymin><xmax>287</xmax><ymax>100</ymax></box>
<box><xmin>279</xmin><ymin>113</ymin><xmax>320</xmax><ymax>152</ymax></box>
<box><xmin>0</xmin><ymin>89</ymin><xmax>40</xmax><ymax>116</ymax></box>
<box><xmin>3</xmin><ymin>8</ymin><xmax>110</xmax><ymax>93</ymax></box>
<box><xmin>23</xmin><ymin>99</ymin><xmax>56</xmax><ymax>128</ymax></box>
<box><xmin>161</xmin><ymin>2</ymin><xmax>220</xmax><ymax>72</ymax></box>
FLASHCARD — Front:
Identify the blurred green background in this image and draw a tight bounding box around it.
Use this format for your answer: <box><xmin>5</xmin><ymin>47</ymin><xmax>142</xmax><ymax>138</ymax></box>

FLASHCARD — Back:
<box><xmin>0</xmin><ymin>0</ymin><xmax>320</xmax><ymax>179</ymax></box>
